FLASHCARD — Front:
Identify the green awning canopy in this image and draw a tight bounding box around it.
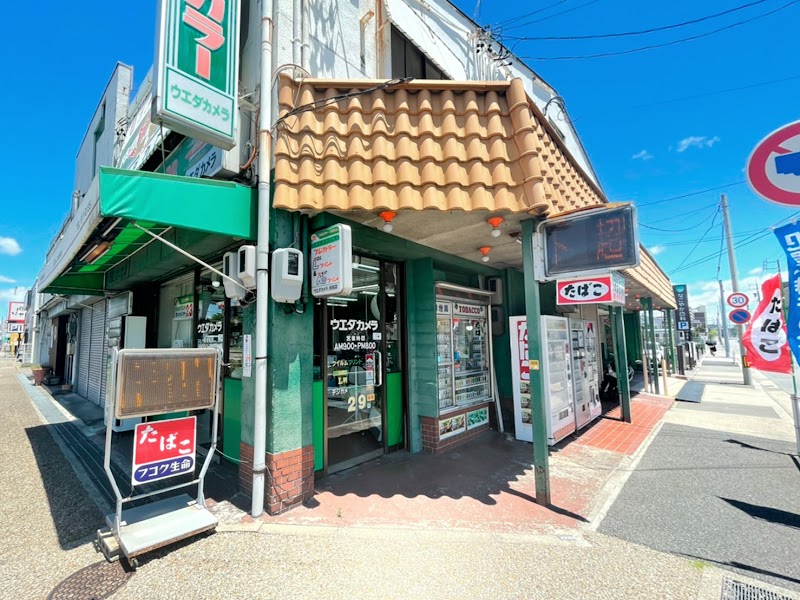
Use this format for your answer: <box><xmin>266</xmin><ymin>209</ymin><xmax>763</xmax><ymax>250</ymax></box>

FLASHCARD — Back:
<box><xmin>41</xmin><ymin>168</ymin><xmax>256</xmax><ymax>295</ymax></box>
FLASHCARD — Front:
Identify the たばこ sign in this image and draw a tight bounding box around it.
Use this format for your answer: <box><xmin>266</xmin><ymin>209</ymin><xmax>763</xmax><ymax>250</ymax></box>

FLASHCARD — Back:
<box><xmin>556</xmin><ymin>273</ymin><xmax>625</xmax><ymax>305</ymax></box>
<box><xmin>132</xmin><ymin>416</ymin><xmax>197</xmax><ymax>485</ymax></box>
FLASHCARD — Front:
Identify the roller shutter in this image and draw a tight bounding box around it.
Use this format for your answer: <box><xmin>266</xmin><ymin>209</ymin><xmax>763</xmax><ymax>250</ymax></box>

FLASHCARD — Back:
<box><xmin>87</xmin><ymin>300</ymin><xmax>107</xmax><ymax>405</ymax></box>
<box><xmin>76</xmin><ymin>307</ymin><xmax>91</xmax><ymax>398</ymax></box>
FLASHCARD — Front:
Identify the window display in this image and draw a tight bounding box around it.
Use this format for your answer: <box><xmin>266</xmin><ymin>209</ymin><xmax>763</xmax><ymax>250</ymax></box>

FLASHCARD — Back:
<box><xmin>435</xmin><ymin>299</ymin><xmax>492</xmax><ymax>412</ymax></box>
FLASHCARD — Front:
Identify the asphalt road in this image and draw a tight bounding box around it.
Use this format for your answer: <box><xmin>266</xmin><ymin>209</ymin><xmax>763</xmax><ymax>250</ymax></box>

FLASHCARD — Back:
<box><xmin>598</xmin><ymin>423</ymin><xmax>800</xmax><ymax>592</ymax></box>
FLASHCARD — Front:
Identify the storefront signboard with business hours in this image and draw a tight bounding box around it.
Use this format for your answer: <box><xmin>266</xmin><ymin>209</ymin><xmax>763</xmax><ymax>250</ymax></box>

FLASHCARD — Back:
<box><xmin>673</xmin><ymin>285</ymin><xmax>692</xmax><ymax>338</ymax></box>
<box><xmin>153</xmin><ymin>0</ymin><xmax>241</xmax><ymax>149</ymax></box>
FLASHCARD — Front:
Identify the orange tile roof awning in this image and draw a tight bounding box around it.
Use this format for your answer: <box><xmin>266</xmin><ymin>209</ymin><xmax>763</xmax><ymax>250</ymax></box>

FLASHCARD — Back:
<box><xmin>274</xmin><ymin>76</ymin><xmax>605</xmax><ymax>216</ymax></box>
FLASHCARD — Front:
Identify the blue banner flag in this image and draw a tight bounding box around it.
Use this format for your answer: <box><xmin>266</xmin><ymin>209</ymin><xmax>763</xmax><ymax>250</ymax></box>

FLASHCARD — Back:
<box><xmin>773</xmin><ymin>222</ymin><xmax>800</xmax><ymax>364</ymax></box>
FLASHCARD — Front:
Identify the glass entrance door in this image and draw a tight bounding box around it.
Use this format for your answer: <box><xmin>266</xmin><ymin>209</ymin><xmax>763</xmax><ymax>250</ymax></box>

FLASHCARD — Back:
<box><xmin>325</xmin><ymin>257</ymin><xmax>387</xmax><ymax>473</ymax></box>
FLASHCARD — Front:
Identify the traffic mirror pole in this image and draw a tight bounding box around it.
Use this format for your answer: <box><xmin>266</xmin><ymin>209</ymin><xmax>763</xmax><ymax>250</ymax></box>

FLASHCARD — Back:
<box><xmin>721</xmin><ymin>194</ymin><xmax>752</xmax><ymax>385</ymax></box>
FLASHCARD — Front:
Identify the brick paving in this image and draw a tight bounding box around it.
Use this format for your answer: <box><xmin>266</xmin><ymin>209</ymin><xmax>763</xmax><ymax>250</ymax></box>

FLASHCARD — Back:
<box><xmin>572</xmin><ymin>394</ymin><xmax>674</xmax><ymax>455</ymax></box>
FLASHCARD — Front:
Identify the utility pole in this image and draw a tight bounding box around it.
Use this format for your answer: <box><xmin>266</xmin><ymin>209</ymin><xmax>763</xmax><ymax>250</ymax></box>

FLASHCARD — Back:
<box><xmin>721</xmin><ymin>194</ymin><xmax>752</xmax><ymax>385</ymax></box>
<box><xmin>718</xmin><ymin>280</ymin><xmax>731</xmax><ymax>356</ymax></box>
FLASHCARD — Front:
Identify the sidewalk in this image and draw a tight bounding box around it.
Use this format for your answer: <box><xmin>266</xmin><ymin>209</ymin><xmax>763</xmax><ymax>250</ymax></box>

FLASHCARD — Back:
<box><xmin>5</xmin><ymin>356</ymin><xmax>792</xmax><ymax>599</ymax></box>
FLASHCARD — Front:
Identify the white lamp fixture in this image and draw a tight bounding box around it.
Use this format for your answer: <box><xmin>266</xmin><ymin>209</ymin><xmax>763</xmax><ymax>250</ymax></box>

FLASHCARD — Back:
<box><xmin>379</xmin><ymin>211</ymin><xmax>397</xmax><ymax>233</ymax></box>
<box><xmin>479</xmin><ymin>246</ymin><xmax>492</xmax><ymax>263</ymax></box>
<box><xmin>487</xmin><ymin>216</ymin><xmax>503</xmax><ymax>238</ymax></box>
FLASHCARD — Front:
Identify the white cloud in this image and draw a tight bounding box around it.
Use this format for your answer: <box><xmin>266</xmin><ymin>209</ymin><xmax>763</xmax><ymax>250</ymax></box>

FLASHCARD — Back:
<box><xmin>649</xmin><ymin>245</ymin><xmax>666</xmax><ymax>256</ymax></box>
<box><xmin>0</xmin><ymin>237</ymin><xmax>21</xmax><ymax>256</ymax></box>
<box><xmin>0</xmin><ymin>287</ymin><xmax>26</xmax><ymax>301</ymax></box>
<box><xmin>632</xmin><ymin>149</ymin><xmax>653</xmax><ymax>161</ymax></box>
<box><xmin>748</xmin><ymin>266</ymin><xmax>763</xmax><ymax>275</ymax></box>
<box><xmin>676</xmin><ymin>136</ymin><xmax>720</xmax><ymax>153</ymax></box>
<box><xmin>0</xmin><ymin>275</ymin><xmax>15</xmax><ymax>283</ymax></box>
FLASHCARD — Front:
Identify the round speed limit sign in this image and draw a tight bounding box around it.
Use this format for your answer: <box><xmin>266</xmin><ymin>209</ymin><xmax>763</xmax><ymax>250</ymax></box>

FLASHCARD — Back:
<box><xmin>727</xmin><ymin>292</ymin><xmax>749</xmax><ymax>308</ymax></box>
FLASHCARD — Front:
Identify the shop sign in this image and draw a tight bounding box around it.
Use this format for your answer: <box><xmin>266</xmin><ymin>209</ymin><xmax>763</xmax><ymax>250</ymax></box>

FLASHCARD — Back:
<box><xmin>330</xmin><ymin>319</ymin><xmax>378</xmax><ymax>332</ymax></box>
<box><xmin>466</xmin><ymin>407</ymin><xmax>489</xmax><ymax>430</ymax></box>
<box><xmin>452</xmin><ymin>302</ymin><xmax>487</xmax><ymax>318</ymax></box>
<box><xmin>162</xmin><ymin>137</ymin><xmax>224</xmax><ymax>179</ymax></box>
<box><xmin>439</xmin><ymin>414</ymin><xmax>466</xmax><ymax>440</ymax></box>
<box><xmin>7</xmin><ymin>323</ymin><xmax>24</xmax><ymax>334</ymax></box>
<box><xmin>436</xmin><ymin>301</ymin><xmax>451</xmax><ymax>315</ymax></box>
<box><xmin>242</xmin><ymin>334</ymin><xmax>252</xmax><ymax>378</ymax></box>
<box><xmin>311</xmin><ymin>224</ymin><xmax>353</xmax><ymax>297</ymax></box>
<box><xmin>153</xmin><ymin>0</ymin><xmax>241</xmax><ymax>149</ymax></box>
<box><xmin>364</xmin><ymin>354</ymin><xmax>375</xmax><ymax>385</ymax></box>
<box><xmin>7</xmin><ymin>302</ymin><xmax>25</xmax><ymax>322</ymax></box>
<box><xmin>132</xmin><ymin>416</ymin><xmax>196</xmax><ymax>485</ymax></box>
<box><xmin>540</xmin><ymin>204</ymin><xmax>640</xmax><ymax>278</ymax></box>
<box><xmin>742</xmin><ymin>274</ymin><xmax>791</xmax><ymax>374</ymax></box>
<box><xmin>174</xmin><ymin>295</ymin><xmax>194</xmax><ymax>320</ymax></box>
<box><xmin>775</xmin><ymin>221</ymin><xmax>800</xmax><ymax>366</ymax></box>
<box><xmin>197</xmin><ymin>320</ymin><xmax>223</xmax><ymax>335</ymax></box>
<box><xmin>116</xmin><ymin>71</ymin><xmax>170</xmax><ymax>171</ymax></box>
<box><xmin>673</xmin><ymin>285</ymin><xmax>692</xmax><ymax>336</ymax></box>
<box><xmin>556</xmin><ymin>272</ymin><xmax>625</xmax><ymax>305</ymax></box>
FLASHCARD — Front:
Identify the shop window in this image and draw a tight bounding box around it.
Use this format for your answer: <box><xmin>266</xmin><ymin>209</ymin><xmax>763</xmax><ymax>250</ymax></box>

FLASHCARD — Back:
<box><xmin>157</xmin><ymin>274</ymin><xmax>195</xmax><ymax>349</ymax></box>
<box><xmin>390</xmin><ymin>25</ymin><xmax>447</xmax><ymax>80</ymax></box>
<box><xmin>227</xmin><ymin>299</ymin><xmax>244</xmax><ymax>378</ymax></box>
<box><xmin>196</xmin><ymin>265</ymin><xmax>226</xmax><ymax>354</ymax></box>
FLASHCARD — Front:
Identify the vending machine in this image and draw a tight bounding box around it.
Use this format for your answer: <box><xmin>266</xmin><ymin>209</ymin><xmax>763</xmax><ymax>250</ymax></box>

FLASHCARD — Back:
<box><xmin>510</xmin><ymin>315</ymin><xmax>576</xmax><ymax>445</ymax></box>
<box><xmin>569</xmin><ymin>318</ymin><xmax>602</xmax><ymax>429</ymax></box>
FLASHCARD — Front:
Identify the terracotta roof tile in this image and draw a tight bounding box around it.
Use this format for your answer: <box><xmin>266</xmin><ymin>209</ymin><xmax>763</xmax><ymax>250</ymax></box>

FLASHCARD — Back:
<box><xmin>274</xmin><ymin>76</ymin><xmax>604</xmax><ymax>215</ymax></box>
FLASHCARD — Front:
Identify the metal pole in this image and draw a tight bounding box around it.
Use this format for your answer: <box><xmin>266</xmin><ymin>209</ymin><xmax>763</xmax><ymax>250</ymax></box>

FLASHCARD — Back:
<box><xmin>613</xmin><ymin>306</ymin><xmax>632</xmax><ymax>422</ymax></box>
<box><xmin>721</xmin><ymin>194</ymin><xmax>752</xmax><ymax>385</ymax></box>
<box><xmin>647</xmin><ymin>298</ymin><xmax>660</xmax><ymax>395</ymax></box>
<box><xmin>718</xmin><ymin>280</ymin><xmax>730</xmax><ymax>357</ymax></box>
<box><xmin>522</xmin><ymin>219</ymin><xmax>550</xmax><ymax>506</ymax></box>
<box><xmin>252</xmin><ymin>0</ymin><xmax>275</xmax><ymax>518</ymax></box>
<box><xmin>666</xmin><ymin>309</ymin><xmax>677</xmax><ymax>374</ymax></box>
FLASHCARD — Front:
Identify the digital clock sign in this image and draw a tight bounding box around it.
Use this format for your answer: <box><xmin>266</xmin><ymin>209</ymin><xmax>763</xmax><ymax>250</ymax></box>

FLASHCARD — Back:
<box><xmin>542</xmin><ymin>204</ymin><xmax>640</xmax><ymax>277</ymax></box>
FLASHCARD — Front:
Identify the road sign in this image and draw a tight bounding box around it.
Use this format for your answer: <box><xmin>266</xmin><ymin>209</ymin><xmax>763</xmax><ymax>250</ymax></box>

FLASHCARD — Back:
<box><xmin>132</xmin><ymin>416</ymin><xmax>196</xmax><ymax>485</ymax></box>
<box><xmin>747</xmin><ymin>121</ymin><xmax>800</xmax><ymax>206</ymax></box>
<box><xmin>727</xmin><ymin>292</ymin><xmax>749</xmax><ymax>308</ymax></box>
<box><xmin>729</xmin><ymin>308</ymin><xmax>751</xmax><ymax>325</ymax></box>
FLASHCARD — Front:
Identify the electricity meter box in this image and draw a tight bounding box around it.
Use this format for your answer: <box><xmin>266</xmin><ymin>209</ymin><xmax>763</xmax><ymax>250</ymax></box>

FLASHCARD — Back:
<box><xmin>222</xmin><ymin>251</ymin><xmax>244</xmax><ymax>299</ymax></box>
<box><xmin>271</xmin><ymin>248</ymin><xmax>303</xmax><ymax>303</ymax></box>
<box><xmin>237</xmin><ymin>245</ymin><xmax>256</xmax><ymax>289</ymax></box>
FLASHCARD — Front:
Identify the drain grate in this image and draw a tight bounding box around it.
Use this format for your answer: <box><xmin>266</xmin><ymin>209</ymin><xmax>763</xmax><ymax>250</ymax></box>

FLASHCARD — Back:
<box><xmin>722</xmin><ymin>577</ymin><xmax>796</xmax><ymax>600</ymax></box>
<box><xmin>47</xmin><ymin>560</ymin><xmax>133</xmax><ymax>600</ymax></box>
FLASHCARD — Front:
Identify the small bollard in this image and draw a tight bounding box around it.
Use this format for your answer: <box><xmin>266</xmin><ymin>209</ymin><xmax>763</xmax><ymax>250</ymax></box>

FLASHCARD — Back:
<box><xmin>661</xmin><ymin>358</ymin><xmax>669</xmax><ymax>397</ymax></box>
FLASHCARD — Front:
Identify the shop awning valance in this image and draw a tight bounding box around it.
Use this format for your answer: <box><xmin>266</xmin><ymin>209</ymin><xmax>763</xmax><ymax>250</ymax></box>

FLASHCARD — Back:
<box><xmin>39</xmin><ymin>168</ymin><xmax>256</xmax><ymax>294</ymax></box>
<box><xmin>274</xmin><ymin>76</ymin><xmax>605</xmax><ymax>215</ymax></box>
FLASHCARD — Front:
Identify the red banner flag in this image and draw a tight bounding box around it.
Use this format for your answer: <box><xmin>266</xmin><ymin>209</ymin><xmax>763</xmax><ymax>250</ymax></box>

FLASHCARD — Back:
<box><xmin>742</xmin><ymin>274</ymin><xmax>791</xmax><ymax>374</ymax></box>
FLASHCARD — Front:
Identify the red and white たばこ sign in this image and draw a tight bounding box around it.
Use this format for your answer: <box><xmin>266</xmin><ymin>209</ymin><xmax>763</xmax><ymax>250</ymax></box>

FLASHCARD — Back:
<box><xmin>557</xmin><ymin>272</ymin><xmax>625</xmax><ymax>306</ymax></box>
<box><xmin>742</xmin><ymin>274</ymin><xmax>791</xmax><ymax>374</ymax></box>
<box><xmin>132</xmin><ymin>416</ymin><xmax>197</xmax><ymax>485</ymax></box>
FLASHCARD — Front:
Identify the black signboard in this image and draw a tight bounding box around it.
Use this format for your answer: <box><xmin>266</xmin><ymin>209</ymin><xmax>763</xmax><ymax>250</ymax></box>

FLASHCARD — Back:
<box><xmin>543</xmin><ymin>204</ymin><xmax>640</xmax><ymax>277</ymax></box>
<box><xmin>673</xmin><ymin>284</ymin><xmax>692</xmax><ymax>340</ymax></box>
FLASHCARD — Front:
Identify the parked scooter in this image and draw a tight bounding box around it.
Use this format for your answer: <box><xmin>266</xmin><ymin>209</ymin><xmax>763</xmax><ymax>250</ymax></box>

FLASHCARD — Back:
<box><xmin>600</xmin><ymin>361</ymin><xmax>634</xmax><ymax>402</ymax></box>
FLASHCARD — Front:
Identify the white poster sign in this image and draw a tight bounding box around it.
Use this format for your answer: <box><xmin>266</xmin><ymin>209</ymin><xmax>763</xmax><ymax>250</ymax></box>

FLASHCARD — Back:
<box><xmin>311</xmin><ymin>225</ymin><xmax>353</xmax><ymax>297</ymax></box>
<box><xmin>243</xmin><ymin>334</ymin><xmax>252</xmax><ymax>378</ymax></box>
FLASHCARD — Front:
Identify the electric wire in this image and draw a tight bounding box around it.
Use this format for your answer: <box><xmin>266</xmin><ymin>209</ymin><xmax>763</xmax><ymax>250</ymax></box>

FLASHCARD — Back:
<box><xmin>670</xmin><ymin>205</ymin><xmax>721</xmax><ymax>274</ymax></box>
<box><xmin>504</xmin><ymin>0</ymin><xmax>777</xmax><ymax>40</ymax></box>
<box><xmin>637</xmin><ymin>182</ymin><xmax>746</xmax><ymax>208</ymax></box>
<box><xmin>716</xmin><ymin>214</ymin><xmax>726</xmax><ymax>280</ymax></box>
<box><xmin>517</xmin><ymin>0</ymin><xmax>800</xmax><ymax>60</ymax></box>
<box><xmin>643</xmin><ymin>201</ymin><xmax>720</xmax><ymax>225</ymax></box>
<box><xmin>504</xmin><ymin>0</ymin><xmax>604</xmax><ymax>31</ymax></box>
<box><xmin>494</xmin><ymin>0</ymin><xmax>573</xmax><ymax>26</ymax></box>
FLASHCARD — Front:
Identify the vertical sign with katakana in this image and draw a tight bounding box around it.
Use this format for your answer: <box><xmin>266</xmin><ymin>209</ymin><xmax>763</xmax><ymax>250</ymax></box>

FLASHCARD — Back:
<box><xmin>153</xmin><ymin>0</ymin><xmax>240</xmax><ymax>149</ymax></box>
<box><xmin>775</xmin><ymin>222</ymin><xmax>800</xmax><ymax>366</ymax></box>
<box><xmin>132</xmin><ymin>417</ymin><xmax>197</xmax><ymax>485</ymax></box>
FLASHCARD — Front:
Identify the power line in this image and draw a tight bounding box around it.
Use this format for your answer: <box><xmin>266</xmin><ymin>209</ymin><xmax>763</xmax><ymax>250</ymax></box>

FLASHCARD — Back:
<box><xmin>494</xmin><ymin>0</ymin><xmax>573</xmax><ymax>27</ymax></box>
<box><xmin>517</xmin><ymin>0</ymin><xmax>800</xmax><ymax>60</ymax></box>
<box><xmin>505</xmin><ymin>0</ymin><xmax>604</xmax><ymax>31</ymax></box>
<box><xmin>716</xmin><ymin>213</ymin><xmax>726</xmax><ymax>280</ymax></box>
<box><xmin>505</xmin><ymin>0</ymin><xmax>776</xmax><ymax>40</ymax></box>
<box><xmin>636</xmin><ymin>182</ymin><xmax>746</xmax><ymax>208</ymax></box>
<box><xmin>670</xmin><ymin>205</ymin><xmax>721</xmax><ymax>273</ymax></box>
<box><xmin>644</xmin><ymin>201</ymin><xmax>720</xmax><ymax>224</ymax></box>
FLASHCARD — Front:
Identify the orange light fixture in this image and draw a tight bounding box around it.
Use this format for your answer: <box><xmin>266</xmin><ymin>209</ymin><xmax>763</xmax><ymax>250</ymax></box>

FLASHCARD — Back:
<box><xmin>379</xmin><ymin>211</ymin><xmax>397</xmax><ymax>233</ymax></box>
<box><xmin>487</xmin><ymin>216</ymin><xmax>504</xmax><ymax>238</ymax></box>
<box><xmin>479</xmin><ymin>246</ymin><xmax>492</xmax><ymax>262</ymax></box>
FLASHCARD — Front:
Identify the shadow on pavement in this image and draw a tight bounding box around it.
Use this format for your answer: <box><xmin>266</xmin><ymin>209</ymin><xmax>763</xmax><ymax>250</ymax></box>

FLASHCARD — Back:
<box><xmin>24</xmin><ymin>424</ymin><xmax>104</xmax><ymax>550</ymax></box>
<box><xmin>719</xmin><ymin>497</ymin><xmax>800</xmax><ymax>531</ymax></box>
<box><xmin>681</xmin><ymin>552</ymin><xmax>800</xmax><ymax>588</ymax></box>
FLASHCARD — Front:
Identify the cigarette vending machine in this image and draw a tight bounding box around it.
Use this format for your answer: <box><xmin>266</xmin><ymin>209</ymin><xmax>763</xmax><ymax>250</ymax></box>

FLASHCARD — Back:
<box><xmin>569</xmin><ymin>318</ymin><xmax>602</xmax><ymax>430</ymax></box>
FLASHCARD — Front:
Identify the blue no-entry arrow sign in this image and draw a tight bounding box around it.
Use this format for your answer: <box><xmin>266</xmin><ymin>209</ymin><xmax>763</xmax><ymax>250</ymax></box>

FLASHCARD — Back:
<box><xmin>729</xmin><ymin>308</ymin><xmax>751</xmax><ymax>325</ymax></box>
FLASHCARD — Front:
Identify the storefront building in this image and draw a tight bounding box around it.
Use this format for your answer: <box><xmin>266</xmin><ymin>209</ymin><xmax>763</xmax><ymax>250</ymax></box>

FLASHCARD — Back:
<box><xmin>37</xmin><ymin>0</ymin><xmax>678</xmax><ymax>517</ymax></box>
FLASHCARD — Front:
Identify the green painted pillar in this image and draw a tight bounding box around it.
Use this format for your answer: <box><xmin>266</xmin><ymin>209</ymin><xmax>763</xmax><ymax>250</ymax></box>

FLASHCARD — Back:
<box><xmin>666</xmin><ymin>309</ymin><xmax>677</xmax><ymax>374</ymax></box>
<box><xmin>641</xmin><ymin>298</ymin><xmax>660</xmax><ymax>395</ymax></box>
<box><xmin>611</xmin><ymin>306</ymin><xmax>632</xmax><ymax>423</ymax></box>
<box><xmin>522</xmin><ymin>219</ymin><xmax>550</xmax><ymax>506</ymax></box>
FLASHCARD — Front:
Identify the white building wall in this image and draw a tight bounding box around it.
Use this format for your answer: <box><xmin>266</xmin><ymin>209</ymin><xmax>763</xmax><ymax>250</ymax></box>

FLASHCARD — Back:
<box><xmin>73</xmin><ymin>63</ymin><xmax>133</xmax><ymax>197</ymax></box>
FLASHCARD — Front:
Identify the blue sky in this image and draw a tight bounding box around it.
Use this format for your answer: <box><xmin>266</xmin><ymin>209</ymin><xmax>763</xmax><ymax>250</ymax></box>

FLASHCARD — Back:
<box><xmin>1</xmin><ymin>1</ymin><xmax>798</xmax><ymax>325</ymax></box>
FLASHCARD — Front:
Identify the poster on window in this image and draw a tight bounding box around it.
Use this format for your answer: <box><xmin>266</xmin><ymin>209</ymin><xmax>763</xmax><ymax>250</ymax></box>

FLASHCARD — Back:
<box><xmin>174</xmin><ymin>295</ymin><xmax>194</xmax><ymax>320</ymax></box>
<box><xmin>742</xmin><ymin>274</ymin><xmax>791</xmax><ymax>374</ymax></box>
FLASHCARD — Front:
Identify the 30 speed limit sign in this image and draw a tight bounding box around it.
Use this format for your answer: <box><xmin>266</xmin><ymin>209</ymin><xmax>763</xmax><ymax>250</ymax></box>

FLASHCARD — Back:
<box><xmin>727</xmin><ymin>292</ymin><xmax>749</xmax><ymax>308</ymax></box>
